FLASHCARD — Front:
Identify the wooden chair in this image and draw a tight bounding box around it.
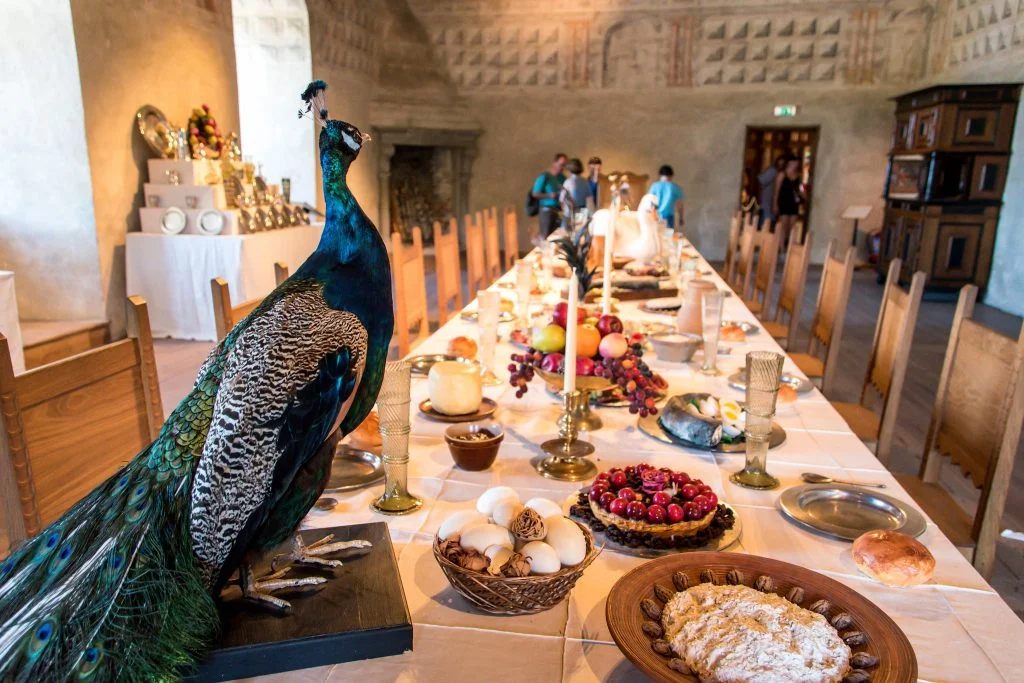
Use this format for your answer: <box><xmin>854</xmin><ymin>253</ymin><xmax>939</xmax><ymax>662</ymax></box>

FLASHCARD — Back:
<box><xmin>464</xmin><ymin>212</ymin><xmax>486</xmax><ymax>300</ymax></box>
<box><xmin>789</xmin><ymin>242</ymin><xmax>855</xmax><ymax>395</ymax></box>
<box><xmin>435</xmin><ymin>218</ymin><xmax>464</xmax><ymax>325</ymax></box>
<box><xmin>0</xmin><ymin>296</ymin><xmax>164</xmax><ymax>544</ymax></box>
<box><xmin>895</xmin><ymin>285</ymin><xmax>1024</xmax><ymax>578</ymax></box>
<box><xmin>743</xmin><ymin>228</ymin><xmax>779</xmax><ymax>316</ymax></box>
<box><xmin>762</xmin><ymin>232</ymin><xmax>813</xmax><ymax>350</ymax></box>
<box><xmin>831</xmin><ymin>259</ymin><xmax>925</xmax><ymax>465</ymax></box>
<box><xmin>722</xmin><ymin>212</ymin><xmax>742</xmax><ymax>282</ymax></box>
<box><xmin>390</xmin><ymin>226</ymin><xmax>430</xmax><ymax>357</ymax></box>
<box><xmin>503</xmin><ymin>206</ymin><xmax>519</xmax><ymax>271</ymax></box>
<box><xmin>210</xmin><ymin>262</ymin><xmax>289</xmax><ymax>340</ymax></box>
<box><xmin>482</xmin><ymin>208</ymin><xmax>502</xmax><ymax>286</ymax></box>
<box><xmin>732</xmin><ymin>221</ymin><xmax>759</xmax><ymax>298</ymax></box>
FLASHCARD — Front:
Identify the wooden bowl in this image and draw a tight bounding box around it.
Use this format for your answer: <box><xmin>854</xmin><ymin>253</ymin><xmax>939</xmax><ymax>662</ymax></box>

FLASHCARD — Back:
<box><xmin>606</xmin><ymin>552</ymin><xmax>916</xmax><ymax>682</ymax></box>
<box><xmin>444</xmin><ymin>421</ymin><xmax>503</xmax><ymax>471</ymax></box>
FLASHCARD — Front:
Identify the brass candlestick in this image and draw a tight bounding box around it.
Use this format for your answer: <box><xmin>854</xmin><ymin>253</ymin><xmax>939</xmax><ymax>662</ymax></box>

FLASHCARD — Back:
<box><xmin>537</xmin><ymin>389</ymin><xmax>596</xmax><ymax>481</ymax></box>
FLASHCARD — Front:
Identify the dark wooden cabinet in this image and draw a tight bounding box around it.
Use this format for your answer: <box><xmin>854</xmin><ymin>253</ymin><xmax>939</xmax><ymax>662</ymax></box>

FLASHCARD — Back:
<box><xmin>879</xmin><ymin>83</ymin><xmax>1020</xmax><ymax>291</ymax></box>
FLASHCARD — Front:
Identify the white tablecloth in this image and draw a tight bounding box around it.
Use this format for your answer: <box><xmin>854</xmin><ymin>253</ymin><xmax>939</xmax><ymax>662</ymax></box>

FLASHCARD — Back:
<box><xmin>0</xmin><ymin>272</ymin><xmax>25</xmax><ymax>374</ymax></box>
<box><xmin>125</xmin><ymin>225</ymin><xmax>324</xmax><ymax>341</ymax></box>
<box><xmin>254</xmin><ymin>245</ymin><xmax>1024</xmax><ymax>683</ymax></box>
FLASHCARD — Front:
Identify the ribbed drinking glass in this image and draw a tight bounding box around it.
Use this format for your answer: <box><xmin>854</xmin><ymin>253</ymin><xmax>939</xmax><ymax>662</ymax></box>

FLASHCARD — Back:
<box><xmin>478</xmin><ymin>290</ymin><xmax>502</xmax><ymax>386</ymax></box>
<box><xmin>515</xmin><ymin>260</ymin><xmax>532</xmax><ymax>328</ymax></box>
<box><xmin>730</xmin><ymin>351</ymin><xmax>784</xmax><ymax>490</ymax></box>
<box><xmin>371</xmin><ymin>360</ymin><xmax>423</xmax><ymax>514</ymax></box>
<box><xmin>700</xmin><ymin>290</ymin><xmax>724</xmax><ymax>376</ymax></box>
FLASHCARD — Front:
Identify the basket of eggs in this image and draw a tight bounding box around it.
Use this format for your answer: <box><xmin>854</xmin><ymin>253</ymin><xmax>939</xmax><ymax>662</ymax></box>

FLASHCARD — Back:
<box><xmin>433</xmin><ymin>487</ymin><xmax>601</xmax><ymax>615</ymax></box>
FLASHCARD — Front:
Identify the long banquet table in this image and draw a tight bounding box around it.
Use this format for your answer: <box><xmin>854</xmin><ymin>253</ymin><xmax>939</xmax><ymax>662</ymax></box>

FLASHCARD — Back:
<box><xmin>265</xmin><ymin>242</ymin><xmax>1024</xmax><ymax>682</ymax></box>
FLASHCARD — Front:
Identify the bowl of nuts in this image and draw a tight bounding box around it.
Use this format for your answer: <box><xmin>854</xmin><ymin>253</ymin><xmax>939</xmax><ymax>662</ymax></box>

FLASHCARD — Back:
<box><xmin>444</xmin><ymin>421</ymin><xmax>504</xmax><ymax>471</ymax></box>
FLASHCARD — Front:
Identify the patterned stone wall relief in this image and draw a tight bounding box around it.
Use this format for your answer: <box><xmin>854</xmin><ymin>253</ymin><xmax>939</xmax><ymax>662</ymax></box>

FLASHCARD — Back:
<box><xmin>307</xmin><ymin>0</ymin><xmax>381</xmax><ymax>77</ymax></box>
<box><xmin>602</xmin><ymin>17</ymin><xmax>667</xmax><ymax>89</ymax></box>
<box><xmin>431</xmin><ymin>24</ymin><xmax>561</xmax><ymax>87</ymax></box>
<box><xmin>567</xmin><ymin>20</ymin><xmax>591</xmax><ymax>87</ymax></box>
<box><xmin>848</xmin><ymin>8</ymin><xmax>879</xmax><ymax>84</ymax></box>
<box><xmin>946</xmin><ymin>0</ymin><xmax>1022</xmax><ymax>70</ymax></box>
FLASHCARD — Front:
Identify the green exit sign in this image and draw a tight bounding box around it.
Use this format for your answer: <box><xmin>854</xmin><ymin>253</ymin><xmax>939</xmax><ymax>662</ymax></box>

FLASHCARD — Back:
<box><xmin>774</xmin><ymin>105</ymin><xmax>798</xmax><ymax>117</ymax></box>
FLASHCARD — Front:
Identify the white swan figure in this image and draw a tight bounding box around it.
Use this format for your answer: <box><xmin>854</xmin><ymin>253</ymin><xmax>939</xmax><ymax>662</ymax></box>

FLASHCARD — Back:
<box><xmin>620</xmin><ymin>193</ymin><xmax>661</xmax><ymax>263</ymax></box>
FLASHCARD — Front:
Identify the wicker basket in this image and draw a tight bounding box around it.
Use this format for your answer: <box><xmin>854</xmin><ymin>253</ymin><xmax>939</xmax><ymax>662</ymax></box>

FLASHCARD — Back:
<box><xmin>433</xmin><ymin>520</ymin><xmax>601</xmax><ymax>615</ymax></box>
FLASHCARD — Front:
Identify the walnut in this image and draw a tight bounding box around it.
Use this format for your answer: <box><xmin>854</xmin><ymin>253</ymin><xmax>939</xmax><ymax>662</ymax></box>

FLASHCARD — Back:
<box><xmin>456</xmin><ymin>550</ymin><xmax>488</xmax><ymax>572</ymax></box>
<box><xmin>699</xmin><ymin>569</ymin><xmax>716</xmax><ymax>584</ymax></box>
<box><xmin>831</xmin><ymin>613</ymin><xmax>854</xmax><ymax>630</ymax></box>
<box><xmin>668</xmin><ymin>659</ymin><xmax>691</xmax><ymax>675</ymax></box>
<box><xmin>499</xmin><ymin>552</ymin><xmax>531</xmax><ymax>578</ymax></box>
<box><xmin>850</xmin><ymin>652</ymin><xmax>879</xmax><ymax>669</ymax></box>
<box><xmin>640</xmin><ymin>598</ymin><xmax>662</xmax><ymax>620</ymax></box>
<box><xmin>672</xmin><ymin>571</ymin><xmax>690</xmax><ymax>591</ymax></box>
<box><xmin>842</xmin><ymin>670</ymin><xmax>871</xmax><ymax>683</ymax></box>
<box><xmin>726</xmin><ymin>569</ymin><xmax>744</xmax><ymax>585</ymax></box>
<box><xmin>754</xmin><ymin>575</ymin><xmax>776</xmax><ymax>593</ymax></box>
<box><xmin>641</xmin><ymin>620</ymin><xmax>663</xmax><ymax>638</ymax></box>
<box><xmin>510</xmin><ymin>507</ymin><xmax>547</xmax><ymax>541</ymax></box>
<box><xmin>786</xmin><ymin>586</ymin><xmax>806</xmax><ymax>604</ymax></box>
<box><xmin>651</xmin><ymin>640</ymin><xmax>672</xmax><ymax>656</ymax></box>
<box><xmin>653</xmin><ymin>584</ymin><xmax>674</xmax><ymax>603</ymax></box>
<box><xmin>809</xmin><ymin>599</ymin><xmax>832</xmax><ymax>616</ymax></box>
<box><xmin>842</xmin><ymin>631</ymin><xmax>867</xmax><ymax>647</ymax></box>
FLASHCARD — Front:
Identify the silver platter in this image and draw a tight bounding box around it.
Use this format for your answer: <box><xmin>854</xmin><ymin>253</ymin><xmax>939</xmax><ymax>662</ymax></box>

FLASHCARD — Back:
<box><xmin>325</xmin><ymin>445</ymin><xmax>384</xmax><ymax>492</ymax></box>
<box><xmin>637</xmin><ymin>412</ymin><xmax>786</xmax><ymax>453</ymax></box>
<box><xmin>460</xmin><ymin>309</ymin><xmax>516</xmax><ymax>323</ymax></box>
<box><xmin>778</xmin><ymin>484</ymin><xmax>927</xmax><ymax>541</ymax></box>
<box><xmin>721</xmin><ymin>320</ymin><xmax>760</xmax><ymax>335</ymax></box>
<box><xmin>407</xmin><ymin>353</ymin><xmax>477</xmax><ymax>375</ymax></box>
<box><xmin>728</xmin><ymin>369</ymin><xmax>814</xmax><ymax>394</ymax></box>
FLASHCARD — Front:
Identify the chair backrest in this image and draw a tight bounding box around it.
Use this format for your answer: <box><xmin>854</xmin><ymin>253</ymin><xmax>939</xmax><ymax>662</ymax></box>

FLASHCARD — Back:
<box><xmin>751</xmin><ymin>228</ymin><xmax>780</xmax><ymax>308</ymax></box>
<box><xmin>503</xmin><ymin>206</ymin><xmax>519</xmax><ymax>271</ymax></box>
<box><xmin>464</xmin><ymin>212</ymin><xmax>486</xmax><ymax>300</ymax></box>
<box><xmin>724</xmin><ymin>212</ymin><xmax>742</xmax><ymax>281</ymax></box>
<box><xmin>0</xmin><ymin>296</ymin><xmax>164</xmax><ymax>543</ymax></box>
<box><xmin>435</xmin><ymin>218</ymin><xmax>464</xmax><ymax>325</ymax></box>
<box><xmin>211</xmin><ymin>262</ymin><xmax>289</xmax><ymax>340</ymax></box>
<box><xmin>483</xmin><ymin>207</ymin><xmax>502</xmax><ymax>285</ymax></box>
<box><xmin>920</xmin><ymin>284</ymin><xmax>1024</xmax><ymax>575</ymax></box>
<box><xmin>861</xmin><ymin>259</ymin><xmax>925</xmax><ymax>464</ymax></box>
<box><xmin>734</xmin><ymin>224</ymin><xmax>759</xmax><ymax>297</ymax></box>
<box><xmin>773</xmin><ymin>232</ymin><xmax>813</xmax><ymax>349</ymax></box>
<box><xmin>390</xmin><ymin>226</ymin><xmax>430</xmax><ymax>357</ymax></box>
<box><xmin>807</xmin><ymin>241</ymin><xmax>855</xmax><ymax>395</ymax></box>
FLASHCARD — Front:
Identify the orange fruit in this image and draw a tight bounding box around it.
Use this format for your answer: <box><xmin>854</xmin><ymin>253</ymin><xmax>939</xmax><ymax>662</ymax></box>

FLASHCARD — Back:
<box><xmin>575</xmin><ymin>324</ymin><xmax>602</xmax><ymax>358</ymax></box>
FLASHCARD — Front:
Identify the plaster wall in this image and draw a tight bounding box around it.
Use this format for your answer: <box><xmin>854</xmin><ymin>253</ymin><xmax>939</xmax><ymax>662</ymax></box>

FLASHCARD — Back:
<box><xmin>69</xmin><ymin>0</ymin><xmax>241</xmax><ymax>334</ymax></box>
<box><xmin>0</xmin><ymin>0</ymin><xmax>103</xmax><ymax>320</ymax></box>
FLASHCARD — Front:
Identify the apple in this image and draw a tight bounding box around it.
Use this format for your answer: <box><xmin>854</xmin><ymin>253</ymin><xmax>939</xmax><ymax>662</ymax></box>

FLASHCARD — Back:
<box><xmin>576</xmin><ymin>324</ymin><xmax>602</xmax><ymax>358</ymax></box>
<box><xmin>576</xmin><ymin>356</ymin><xmax>595</xmax><ymax>376</ymax></box>
<box><xmin>598</xmin><ymin>332</ymin><xmax>628</xmax><ymax>360</ymax></box>
<box><xmin>596</xmin><ymin>314</ymin><xmax>624</xmax><ymax>337</ymax></box>
<box><xmin>552</xmin><ymin>301</ymin><xmax>585</xmax><ymax>329</ymax></box>
<box><xmin>583</xmin><ymin>316</ymin><xmax>599</xmax><ymax>327</ymax></box>
<box><xmin>534</xmin><ymin>324</ymin><xmax>566</xmax><ymax>353</ymax></box>
<box><xmin>540</xmin><ymin>352</ymin><xmax>564</xmax><ymax>373</ymax></box>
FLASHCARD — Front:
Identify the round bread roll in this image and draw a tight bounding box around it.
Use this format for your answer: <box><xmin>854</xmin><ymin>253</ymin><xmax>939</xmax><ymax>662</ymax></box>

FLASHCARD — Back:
<box><xmin>720</xmin><ymin>324</ymin><xmax>746</xmax><ymax>342</ymax></box>
<box><xmin>852</xmin><ymin>530</ymin><xmax>935</xmax><ymax>587</ymax></box>
<box><xmin>346</xmin><ymin>411</ymin><xmax>382</xmax><ymax>454</ymax></box>
<box><xmin>447</xmin><ymin>336</ymin><xmax>478</xmax><ymax>360</ymax></box>
<box><xmin>777</xmin><ymin>385</ymin><xmax>798</xmax><ymax>403</ymax></box>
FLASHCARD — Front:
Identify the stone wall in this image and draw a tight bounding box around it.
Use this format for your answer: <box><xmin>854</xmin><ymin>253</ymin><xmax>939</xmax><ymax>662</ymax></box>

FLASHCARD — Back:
<box><xmin>0</xmin><ymin>0</ymin><xmax>104</xmax><ymax>321</ymax></box>
<box><xmin>70</xmin><ymin>0</ymin><xmax>241</xmax><ymax>333</ymax></box>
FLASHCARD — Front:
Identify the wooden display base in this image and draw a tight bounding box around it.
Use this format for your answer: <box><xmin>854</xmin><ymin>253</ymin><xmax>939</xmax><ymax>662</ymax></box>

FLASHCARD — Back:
<box><xmin>190</xmin><ymin>522</ymin><xmax>411</xmax><ymax>681</ymax></box>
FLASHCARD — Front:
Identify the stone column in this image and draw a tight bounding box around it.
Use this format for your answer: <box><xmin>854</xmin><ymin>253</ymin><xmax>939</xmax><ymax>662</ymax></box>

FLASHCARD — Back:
<box><xmin>377</xmin><ymin>139</ymin><xmax>396</xmax><ymax>238</ymax></box>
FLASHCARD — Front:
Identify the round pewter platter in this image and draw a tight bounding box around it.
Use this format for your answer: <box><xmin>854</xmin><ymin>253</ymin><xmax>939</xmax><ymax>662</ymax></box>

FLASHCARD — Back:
<box><xmin>325</xmin><ymin>445</ymin><xmax>383</xmax><ymax>492</ymax></box>
<box><xmin>407</xmin><ymin>354</ymin><xmax>477</xmax><ymax>376</ymax></box>
<box><xmin>778</xmin><ymin>483</ymin><xmax>927</xmax><ymax>541</ymax></box>
<box><xmin>637</xmin><ymin>412</ymin><xmax>786</xmax><ymax>453</ymax></box>
<box><xmin>728</xmin><ymin>369</ymin><xmax>814</xmax><ymax>394</ymax></box>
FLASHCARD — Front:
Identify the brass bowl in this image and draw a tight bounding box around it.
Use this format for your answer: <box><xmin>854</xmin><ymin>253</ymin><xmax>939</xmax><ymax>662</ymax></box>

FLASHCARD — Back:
<box><xmin>535</xmin><ymin>367</ymin><xmax>615</xmax><ymax>393</ymax></box>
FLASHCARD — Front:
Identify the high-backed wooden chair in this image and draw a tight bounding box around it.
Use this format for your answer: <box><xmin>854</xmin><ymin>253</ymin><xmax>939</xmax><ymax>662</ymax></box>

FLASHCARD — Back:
<box><xmin>831</xmin><ymin>259</ymin><xmax>925</xmax><ymax>464</ymax></box>
<box><xmin>721</xmin><ymin>212</ymin><xmax>742</xmax><ymax>281</ymax></box>
<box><xmin>0</xmin><ymin>297</ymin><xmax>164</xmax><ymax>544</ymax></box>
<box><xmin>732</xmin><ymin>221</ymin><xmax>759</xmax><ymax>298</ymax></box>
<box><xmin>464</xmin><ymin>212</ymin><xmax>486</xmax><ymax>301</ymax></box>
<box><xmin>503</xmin><ymin>206</ymin><xmax>519</xmax><ymax>271</ymax></box>
<box><xmin>895</xmin><ymin>285</ymin><xmax>1024</xmax><ymax>578</ymax></box>
<box><xmin>435</xmin><ymin>218</ymin><xmax>464</xmax><ymax>325</ymax></box>
<box><xmin>390</xmin><ymin>226</ymin><xmax>430</xmax><ymax>357</ymax></box>
<box><xmin>789</xmin><ymin>242</ymin><xmax>855</xmax><ymax>395</ymax></box>
<box><xmin>744</xmin><ymin>228</ymin><xmax>779</xmax><ymax>316</ymax></box>
<box><xmin>761</xmin><ymin>232</ymin><xmax>813</xmax><ymax>350</ymax></box>
<box><xmin>210</xmin><ymin>262</ymin><xmax>289</xmax><ymax>340</ymax></box>
<box><xmin>482</xmin><ymin>208</ymin><xmax>502</xmax><ymax>285</ymax></box>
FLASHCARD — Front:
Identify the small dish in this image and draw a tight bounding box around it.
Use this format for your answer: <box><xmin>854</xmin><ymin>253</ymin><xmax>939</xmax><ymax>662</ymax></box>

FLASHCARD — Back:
<box><xmin>460</xmin><ymin>309</ymin><xmax>516</xmax><ymax>323</ymax></box>
<box><xmin>160</xmin><ymin>207</ymin><xmax>187</xmax><ymax>235</ymax></box>
<box><xmin>648</xmin><ymin>332</ymin><xmax>702</xmax><ymax>362</ymax></box>
<box><xmin>325</xmin><ymin>445</ymin><xmax>384</xmax><ymax>492</ymax></box>
<box><xmin>408</xmin><ymin>354</ymin><xmax>477</xmax><ymax>376</ymax></box>
<box><xmin>728</xmin><ymin>369</ymin><xmax>814</xmax><ymax>394</ymax></box>
<box><xmin>196</xmin><ymin>209</ymin><xmax>225</xmax><ymax>236</ymax></box>
<box><xmin>444</xmin><ymin>421</ymin><xmax>504</xmax><ymax>471</ymax></box>
<box><xmin>419</xmin><ymin>397</ymin><xmax>498</xmax><ymax>423</ymax></box>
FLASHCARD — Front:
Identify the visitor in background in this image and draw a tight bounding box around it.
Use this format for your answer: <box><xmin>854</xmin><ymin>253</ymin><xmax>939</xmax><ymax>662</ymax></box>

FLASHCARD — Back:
<box><xmin>648</xmin><ymin>165</ymin><xmax>685</xmax><ymax>231</ymax></box>
<box><xmin>758</xmin><ymin>155</ymin><xmax>785</xmax><ymax>226</ymax></box>
<box><xmin>532</xmin><ymin>153</ymin><xmax>567</xmax><ymax>237</ymax></box>
<box><xmin>773</xmin><ymin>154</ymin><xmax>804</xmax><ymax>253</ymax></box>
<box><xmin>587</xmin><ymin>156</ymin><xmax>602</xmax><ymax>207</ymax></box>
<box><xmin>560</xmin><ymin>158</ymin><xmax>594</xmax><ymax>226</ymax></box>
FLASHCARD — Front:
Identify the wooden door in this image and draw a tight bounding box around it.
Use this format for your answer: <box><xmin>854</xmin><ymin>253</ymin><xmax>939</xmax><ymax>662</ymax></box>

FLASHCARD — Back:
<box><xmin>740</xmin><ymin>126</ymin><xmax>819</xmax><ymax>232</ymax></box>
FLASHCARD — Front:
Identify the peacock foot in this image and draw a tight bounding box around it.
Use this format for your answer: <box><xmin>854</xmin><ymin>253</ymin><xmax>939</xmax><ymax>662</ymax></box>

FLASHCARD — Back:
<box><xmin>270</xmin><ymin>533</ymin><xmax>373</xmax><ymax>573</ymax></box>
<box><xmin>238</xmin><ymin>564</ymin><xmax>326</xmax><ymax>613</ymax></box>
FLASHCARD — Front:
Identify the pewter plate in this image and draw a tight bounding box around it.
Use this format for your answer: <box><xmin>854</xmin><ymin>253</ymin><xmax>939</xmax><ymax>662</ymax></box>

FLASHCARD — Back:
<box><xmin>778</xmin><ymin>484</ymin><xmax>927</xmax><ymax>541</ymax></box>
<box><xmin>325</xmin><ymin>445</ymin><xmax>383</xmax><ymax>492</ymax></box>
<box><xmin>721</xmin><ymin>319</ymin><xmax>759</xmax><ymax>335</ymax></box>
<box><xmin>407</xmin><ymin>353</ymin><xmax>477</xmax><ymax>375</ymax></box>
<box><xmin>460</xmin><ymin>309</ymin><xmax>516</xmax><ymax>323</ymax></box>
<box><xmin>727</xmin><ymin>369</ymin><xmax>814</xmax><ymax>394</ymax></box>
<box><xmin>637</xmin><ymin>412</ymin><xmax>786</xmax><ymax>453</ymax></box>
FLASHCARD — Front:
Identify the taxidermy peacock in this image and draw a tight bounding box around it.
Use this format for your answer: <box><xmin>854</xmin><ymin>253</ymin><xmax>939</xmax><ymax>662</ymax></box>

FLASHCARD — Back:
<box><xmin>0</xmin><ymin>81</ymin><xmax>393</xmax><ymax>681</ymax></box>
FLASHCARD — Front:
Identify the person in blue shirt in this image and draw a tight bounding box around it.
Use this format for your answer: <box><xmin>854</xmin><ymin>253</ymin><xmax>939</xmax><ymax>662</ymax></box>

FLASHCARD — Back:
<box><xmin>531</xmin><ymin>153</ymin><xmax>567</xmax><ymax>236</ymax></box>
<box><xmin>648</xmin><ymin>165</ymin><xmax>685</xmax><ymax>231</ymax></box>
<box><xmin>587</xmin><ymin>156</ymin><xmax>602</xmax><ymax>207</ymax></box>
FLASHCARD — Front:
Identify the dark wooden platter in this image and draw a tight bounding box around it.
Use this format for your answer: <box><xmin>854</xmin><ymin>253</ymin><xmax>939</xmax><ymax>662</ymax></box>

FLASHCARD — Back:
<box><xmin>606</xmin><ymin>552</ymin><xmax>916</xmax><ymax>683</ymax></box>
<box><xmin>190</xmin><ymin>522</ymin><xmax>411</xmax><ymax>681</ymax></box>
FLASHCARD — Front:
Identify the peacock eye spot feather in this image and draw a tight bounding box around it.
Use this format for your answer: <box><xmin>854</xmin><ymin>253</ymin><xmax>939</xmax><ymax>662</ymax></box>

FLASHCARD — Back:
<box><xmin>59</xmin><ymin>545</ymin><xmax>71</xmax><ymax>560</ymax></box>
<box><xmin>37</xmin><ymin>623</ymin><xmax>53</xmax><ymax>640</ymax></box>
<box><xmin>45</xmin><ymin>533</ymin><xmax>58</xmax><ymax>548</ymax></box>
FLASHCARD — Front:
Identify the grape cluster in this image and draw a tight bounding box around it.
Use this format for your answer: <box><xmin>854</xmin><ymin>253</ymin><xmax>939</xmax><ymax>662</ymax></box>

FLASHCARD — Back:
<box><xmin>593</xmin><ymin>343</ymin><xmax>661</xmax><ymax>418</ymax></box>
<box><xmin>508</xmin><ymin>350</ymin><xmax>541</xmax><ymax>398</ymax></box>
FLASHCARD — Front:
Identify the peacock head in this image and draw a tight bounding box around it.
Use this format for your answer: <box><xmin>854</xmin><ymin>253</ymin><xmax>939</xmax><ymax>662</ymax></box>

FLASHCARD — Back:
<box><xmin>299</xmin><ymin>79</ymin><xmax>370</xmax><ymax>166</ymax></box>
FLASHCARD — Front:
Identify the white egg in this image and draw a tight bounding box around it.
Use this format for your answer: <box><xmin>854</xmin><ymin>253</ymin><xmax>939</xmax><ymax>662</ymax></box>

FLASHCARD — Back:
<box><xmin>460</xmin><ymin>524</ymin><xmax>513</xmax><ymax>554</ymax></box>
<box><xmin>519</xmin><ymin>541</ymin><xmax>561</xmax><ymax>575</ymax></box>
<box><xmin>476</xmin><ymin>486</ymin><xmax>520</xmax><ymax>516</ymax></box>
<box><xmin>524</xmin><ymin>497</ymin><xmax>562</xmax><ymax>519</ymax></box>
<box><xmin>437</xmin><ymin>510</ymin><xmax>488</xmax><ymax>541</ymax></box>
<box><xmin>492</xmin><ymin>500</ymin><xmax>524</xmax><ymax>529</ymax></box>
<box><xmin>544</xmin><ymin>517</ymin><xmax>587</xmax><ymax>566</ymax></box>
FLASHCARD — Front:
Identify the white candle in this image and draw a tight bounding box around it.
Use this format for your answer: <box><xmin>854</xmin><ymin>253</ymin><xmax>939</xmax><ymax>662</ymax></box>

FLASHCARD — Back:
<box><xmin>564</xmin><ymin>273</ymin><xmax>578</xmax><ymax>393</ymax></box>
<box><xmin>602</xmin><ymin>209</ymin><xmax>615</xmax><ymax>315</ymax></box>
